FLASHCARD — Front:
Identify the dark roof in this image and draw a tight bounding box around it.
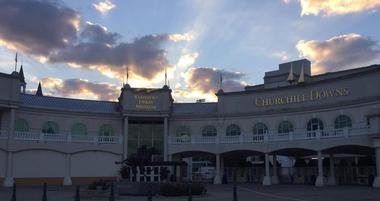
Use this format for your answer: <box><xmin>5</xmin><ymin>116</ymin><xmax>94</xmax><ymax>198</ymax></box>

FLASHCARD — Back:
<box><xmin>172</xmin><ymin>102</ymin><xmax>217</xmax><ymax>114</ymax></box>
<box><xmin>223</xmin><ymin>64</ymin><xmax>380</xmax><ymax>95</ymax></box>
<box><xmin>20</xmin><ymin>94</ymin><xmax>119</xmax><ymax>113</ymax></box>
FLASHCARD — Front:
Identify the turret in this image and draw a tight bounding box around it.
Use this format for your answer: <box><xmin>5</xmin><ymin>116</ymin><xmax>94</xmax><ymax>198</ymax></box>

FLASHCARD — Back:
<box><xmin>36</xmin><ymin>82</ymin><xmax>43</xmax><ymax>96</ymax></box>
<box><xmin>19</xmin><ymin>65</ymin><xmax>26</xmax><ymax>93</ymax></box>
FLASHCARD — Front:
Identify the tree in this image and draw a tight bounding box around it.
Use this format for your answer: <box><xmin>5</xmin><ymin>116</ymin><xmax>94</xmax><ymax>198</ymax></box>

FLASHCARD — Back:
<box><xmin>117</xmin><ymin>145</ymin><xmax>159</xmax><ymax>181</ymax></box>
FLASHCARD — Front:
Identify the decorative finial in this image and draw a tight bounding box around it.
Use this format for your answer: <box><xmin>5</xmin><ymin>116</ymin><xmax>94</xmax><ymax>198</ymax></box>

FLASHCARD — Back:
<box><xmin>287</xmin><ymin>63</ymin><xmax>295</xmax><ymax>83</ymax></box>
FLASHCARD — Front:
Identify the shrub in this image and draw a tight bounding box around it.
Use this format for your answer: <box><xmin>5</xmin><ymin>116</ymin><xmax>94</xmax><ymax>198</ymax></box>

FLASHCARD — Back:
<box><xmin>159</xmin><ymin>182</ymin><xmax>206</xmax><ymax>196</ymax></box>
<box><xmin>88</xmin><ymin>179</ymin><xmax>110</xmax><ymax>190</ymax></box>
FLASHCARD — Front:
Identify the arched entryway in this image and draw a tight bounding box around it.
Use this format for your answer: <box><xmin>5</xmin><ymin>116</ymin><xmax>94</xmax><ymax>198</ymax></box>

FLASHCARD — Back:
<box><xmin>221</xmin><ymin>150</ymin><xmax>264</xmax><ymax>184</ymax></box>
<box><xmin>269</xmin><ymin>148</ymin><xmax>318</xmax><ymax>185</ymax></box>
<box><xmin>322</xmin><ymin>145</ymin><xmax>375</xmax><ymax>186</ymax></box>
<box><xmin>171</xmin><ymin>151</ymin><xmax>216</xmax><ymax>183</ymax></box>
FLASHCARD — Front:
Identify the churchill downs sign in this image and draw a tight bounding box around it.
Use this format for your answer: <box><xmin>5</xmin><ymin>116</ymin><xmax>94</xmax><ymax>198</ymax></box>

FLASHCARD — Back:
<box><xmin>255</xmin><ymin>88</ymin><xmax>349</xmax><ymax>107</ymax></box>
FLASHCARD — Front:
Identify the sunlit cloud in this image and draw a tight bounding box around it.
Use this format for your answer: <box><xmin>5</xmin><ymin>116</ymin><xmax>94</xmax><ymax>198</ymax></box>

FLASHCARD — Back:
<box><xmin>168</xmin><ymin>33</ymin><xmax>194</xmax><ymax>42</ymax></box>
<box><xmin>296</xmin><ymin>33</ymin><xmax>380</xmax><ymax>74</ymax></box>
<box><xmin>0</xmin><ymin>0</ymin><xmax>79</xmax><ymax>55</ymax></box>
<box><xmin>299</xmin><ymin>0</ymin><xmax>380</xmax><ymax>16</ymax></box>
<box><xmin>93</xmin><ymin>0</ymin><xmax>116</xmax><ymax>15</ymax></box>
<box><xmin>184</xmin><ymin>67</ymin><xmax>245</xmax><ymax>93</ymax></box>
<box><xmin>40</xmin><ymin>77</ymin><xmax>119</xmax><ymax>101</ymax></box>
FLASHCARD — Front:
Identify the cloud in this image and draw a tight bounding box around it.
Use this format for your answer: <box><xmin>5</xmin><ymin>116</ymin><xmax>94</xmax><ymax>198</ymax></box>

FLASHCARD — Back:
<box><xmin>93</xmin><ymin>0</ymin><xmax>116</xmax><ymax>15</ymax></box>
<box><xmin>48</xmin><ymin>34</ymin><xmax>171</xmax><ymax>79</ymax></box>
<box><xmin>0</xmin><ymin>0</ymin><xmax>80</xmax><ymax>55</ymax></box>
<box><xmin>0</xmin><ymin>0</ymin><xmax>193</xmax><ymax>81</ymax></box>
<box><xmin>300</xmin><ymin>0</ymin><xmax>380</xmax><ymax>16</ymax></box>
<box><xmin>296</xmin><ymin>33</ymin><xmax>380</xmax><ymax>74</ymax></box>
<box><xmin>272</xmin><ymin>51</ymin><xmax>290</xmax><ymax>61</ymax></box>
<box><xmin>80</xmin><ymin>22</ymin><xmax>120</xmax><ymax>45</ymax></box>
<box><xmin>168</xmin><ymin>33</ymin><xmax>194</xmax><ymax>42</ymax></box>
<box><xmin>184</xmin><ymin>67</ymin><xmax>246</xmax><ymax>94</ymax></box>
<box><xmin>40</xmin><ymin>77</ymin><xmax>119</xmax><ymax>101</ymax></box>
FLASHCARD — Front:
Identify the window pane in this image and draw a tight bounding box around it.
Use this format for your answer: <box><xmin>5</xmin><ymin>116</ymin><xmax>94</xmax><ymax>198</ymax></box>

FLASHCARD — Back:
<box><xmin>226</xmin><ymin>124</ymin><xmax>240</xmax><ymax>136</ymax></box>
<box><xmin>71</xmin><ymin>123</ymin><xmax>87</xmax><ymax>135</ymax></box>
<box><xmin>15</xmin><ymin>119</ymin><xmax>29</xmax><ymax>132</ymax></box>
<box><xmin>334</xmin><ymin>115</ymin><xmax>352</xmax><ymax>129</ymax></box>
<box><xmin>42</xmin><ymin>121</ymin><xmax>59</xmax><ymax>134</ymax></box>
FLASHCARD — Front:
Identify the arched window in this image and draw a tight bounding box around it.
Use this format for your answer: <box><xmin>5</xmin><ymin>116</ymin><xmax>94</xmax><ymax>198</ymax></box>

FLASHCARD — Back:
<box><xmin>42</xmin><ymin>121</ymin><xmax>59</xmax><ymax>134</ymax></box>
<box><xmin>99</xmin><ymin>124</ymin><xmax>114</xmax><ymax>136</ymax></box>
<box><xmin>226</xmin><ymin>124</ymin><xmax>241</xmax><ymax>136</ymax></box>
<box><xmin>202</xmin><ymin>125</ymin><xmax>217</xmax><ymax>136</ymax></box>
<box><xmin>307</xmin><ymin>118</ymin><xmax>324</xmax><ymax>131</ymax></box>
<box><xmin>14</xmin><ymin>118</ymin><xmax>29</xmax><ymax>132</ymax></box>
<box><xmin>334</xmin><ymin>115</ymin><xmax>352</xmax><ymax>129</ymax></box>
<box><xmin>253</xmin><ymin>123</ymin><xmax>268</xmax><ymax>135</ymax></box>
<box><xmin>278</xmin><ymin>121</ymin><xmax>294</xmax><ymax>134</ymax></box>
<box><xmin>176</xmin><ymin>125</ymin><xmax>191</xmax><ymax>137</ymax></box>
<box><xmin>71</xmin><ymin>123</ymin><xmax>88</xmax><ymax>135</ymax></box>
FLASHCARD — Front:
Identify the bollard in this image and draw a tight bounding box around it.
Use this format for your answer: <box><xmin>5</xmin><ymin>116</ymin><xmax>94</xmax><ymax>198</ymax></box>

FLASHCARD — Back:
<box><xmin>109</xmin><ymin>183</ymin><xmax>115</xmax><ymax>201</ymax></box>
<box><xmin>147</xmin><ymin>184</ymin><xmax>152</xmax><ymax>201</ymax></box>
<box><xmin>75</xmin><ymin>185</ymin><xmax>80</xmax><ymax>201</ymax></box>
<box><xmin>187</xmin><ymin>183</ymin><xmax>193</xmax><ymax>201</ymax></box>
<box><xmin>232</xmin><ymin>184</ymin><xmax>237</xmax><ymax>201</ymax></box>
<box><xmin>11</xmin><ymin>183</ymin><xmax>16</xmax><ymax>201</ymax></box>
<box><xmin>42</xmin><ymin>183</ymin><xmax>47</xmax><ymax>201</ymax></box>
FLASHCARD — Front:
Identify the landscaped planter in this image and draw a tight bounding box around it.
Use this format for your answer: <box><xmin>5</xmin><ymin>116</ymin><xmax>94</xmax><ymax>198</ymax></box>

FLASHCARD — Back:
<box><xmin>117</xmin><ymin>181</ymin><xmax>159</xmax><ymax>195</ymax></box>
<box><xmin>80</xmin><ymin>189</ymin><xmax>120</xmax><ymax>199</ymax></box>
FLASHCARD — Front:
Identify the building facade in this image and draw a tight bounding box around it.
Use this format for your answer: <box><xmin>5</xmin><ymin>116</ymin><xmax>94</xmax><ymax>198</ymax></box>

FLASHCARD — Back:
<box><xmin>1</xmin><ymin>59</ymin><xmax>380</xmax><ymax>187</ymax></box>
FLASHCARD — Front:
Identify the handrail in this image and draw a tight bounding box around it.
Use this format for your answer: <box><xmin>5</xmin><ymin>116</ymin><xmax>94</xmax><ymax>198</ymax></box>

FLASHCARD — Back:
<box><xmin>11</xmin><ymin>131</ymin><xmax>122</xmax><ymax>144</ymax></box>
<box><xmin>0</xmin><ymin>130</ymin><xmax>8</xmax><ymax>139</ymax></box>
<box><xmin>168</xmin><ymin>126</ymin><xmax>370</xmax><ymax>145</ymax></box>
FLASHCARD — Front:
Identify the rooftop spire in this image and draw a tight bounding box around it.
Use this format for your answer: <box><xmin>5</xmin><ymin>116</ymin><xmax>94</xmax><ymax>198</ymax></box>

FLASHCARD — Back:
<box><xmin>36</xmin><ymin>82</ymin><xmax>43</xmax><ymax>96</ymax></box>
<box><xmin>19</xmin><ymin>64</ymin><xmax>25</xmax><ymax>83</ymax></box>
<box><xmin>217</xmin><ymin>72</ymin><xmax>224</xmax><ymax>94</ymax></box>
<box><xmin>126</xmin><ymin>65</ymin><xmax>129</xmax><ymax>84</ymax></box>
<box><xmin>164</xmin><ymin>65</ymin><xmax>167</xmax><ymax>86</ymax></box>
<box><xmin>219</xmin><ymin>73</ymin><xmax>223</xmax><ymax>90</ymax></box>
<box><xmin>298</xmin><ymin>64</ymin><xmax>305</xmax><ymax>83</ymax></box>
<box><xmin>287</xmin><ymin>63</ymin><xmax>295</xmax><ymax>83</ymax></box>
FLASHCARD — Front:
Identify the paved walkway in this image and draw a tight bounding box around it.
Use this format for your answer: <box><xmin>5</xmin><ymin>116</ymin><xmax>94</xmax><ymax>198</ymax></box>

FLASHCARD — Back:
<box><xmin>1</xmin><ymin>184</ymin><xmax>380</xmax><ymax>201</ymax></box>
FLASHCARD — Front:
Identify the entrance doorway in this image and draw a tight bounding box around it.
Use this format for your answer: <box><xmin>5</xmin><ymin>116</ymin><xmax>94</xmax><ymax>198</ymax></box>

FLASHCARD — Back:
<box><xmin>127</xmin><ymin>119</ymin><xmax>164</xmax><ymax>156</ymax></box>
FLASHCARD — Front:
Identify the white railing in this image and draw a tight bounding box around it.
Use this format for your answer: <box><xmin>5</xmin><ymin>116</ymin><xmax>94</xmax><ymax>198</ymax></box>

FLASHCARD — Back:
<box><xmin>11</xmin><ymin>131</ymin><xmax>122</xmax><ymax>144</ymax></box>
<box><xmin>0</xmin><ymin>130</ymin><xmax>8</xmax><ymax>140</ymax></box>
<box><xmin>97</xmin><ymin>136</ymin><xmax>122</xmax><ymax>144</ymax></box>
<box><xmin>169</xmin><ymin>126</ymin><xmax>370</xmax><ymax>145</ymax></box>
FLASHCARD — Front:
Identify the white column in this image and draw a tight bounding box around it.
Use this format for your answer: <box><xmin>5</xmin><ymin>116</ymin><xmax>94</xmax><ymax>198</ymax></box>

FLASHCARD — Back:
<box><xmin>3</xmin><ymin>109</ymin><xmax>15</xmax><ymax>187</ymax></box>
<box><xmin>373</xmin><ymin>147</ymin><xmax>380</xmax><ymax>187</ymax></box>
<box><xmin>262</xmin><ymin>153</ymin><xmax>272</xmax><ymax>186</ymax></box>
<box><xmin>164</xmin><ymin>117</ymin><xmax>168</xmax><ymax>161</ymax></box>
<box><xmin>221</xmin><ymin>156</ymin><xmax>224</xmax><ymax>177</ymax></box>
<box><xmin>213</xmin><ymin>154</ymin><xmax>222</xmax><ymax>184</ymax></box>
<box><xmin>271</xmin><ymin>155</ymin><xmax>279</xmax><ymax>184</ymax></box>
<box><xmin>123</xmin><ymin>117</ymin><xmax>129</xmax><ymax>160</ymax></box>
<box><xmin>3</xmin><ymin>152</ymin><xmax>14</xmax><ymax>187</ymax></box>
<box><xmin>63</xmin><ymin>154</ymin><xmax>72</xmax><ymax>186</ymax></box>
<box><xmin>327</xmin><ymin>154</ymin><xmax>336</xmax><ymax>185</ymax></box>
<box><xmin>315</xmin><ymin>151</ymin><xmax>325</xmax><ymax>187</ymax></box>
<box><xmin>6</xmin><ymin>109</ymin><xmax>15</xmax><ymax>146</ymax></box>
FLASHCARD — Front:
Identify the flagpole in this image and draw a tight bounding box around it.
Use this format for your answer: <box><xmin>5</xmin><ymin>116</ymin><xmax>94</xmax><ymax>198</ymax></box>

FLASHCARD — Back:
<box><xmin>14</xmin><ymin>52</ymin><xmax>18</xmax><ymax>72</ymax></box>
